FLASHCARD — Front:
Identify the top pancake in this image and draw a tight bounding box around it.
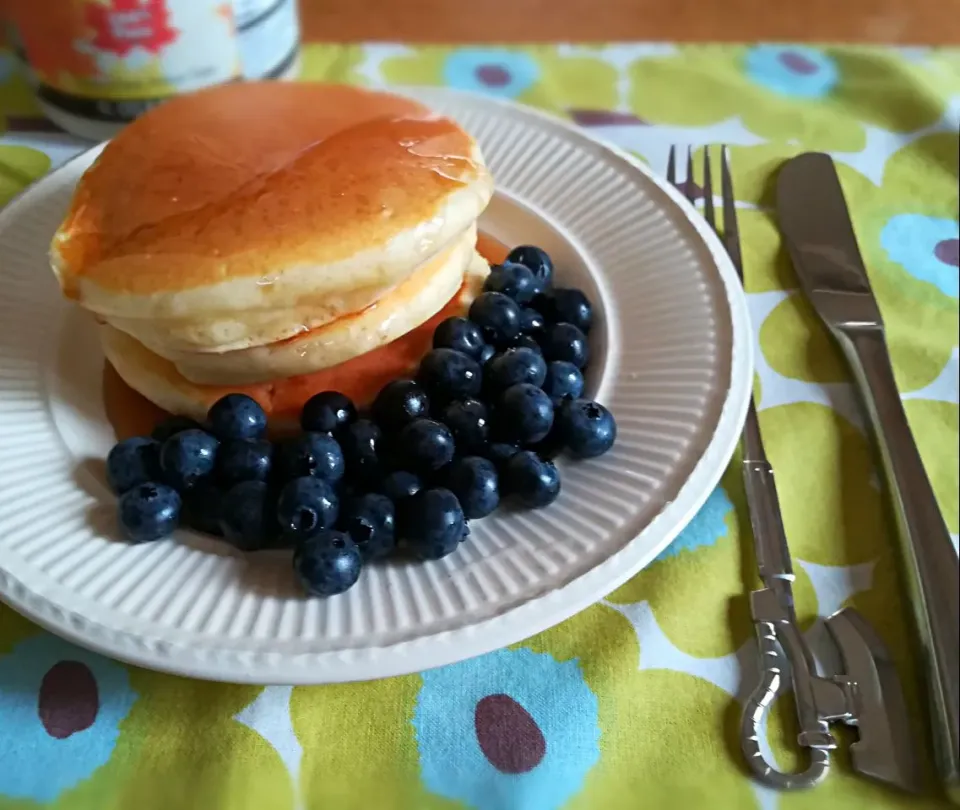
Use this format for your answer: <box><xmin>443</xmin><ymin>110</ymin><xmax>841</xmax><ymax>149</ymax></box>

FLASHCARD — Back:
<box><xmin>50</xmin><ymin>82</ymin><xmax>493</xmax><ymax>321</ymax></box>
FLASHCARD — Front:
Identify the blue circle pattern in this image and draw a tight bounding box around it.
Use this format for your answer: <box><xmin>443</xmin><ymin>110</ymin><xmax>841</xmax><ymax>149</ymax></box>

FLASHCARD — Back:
<box><xmin>442</xmin><ymin>49</ymin><xmax>539</xmax><ymax>98</ymax></box>
<box><xmin>0</xmin><ymin>633</ymin><xmax>138</xmax><ymax>802</ymax></box>
<box><xmin>413</xmin><ymin>646</ymin><xmax>600</xmax><ymax>810</ymax></box>
<box><xmin>880</xmin><ymin>214</ymin><xmax>959</xmax><ymax>298</ymax></box>
<box><xmin>745</xmin><ymin>45</ymin><xmax>839</xmax><ymax>98</ymax></box>
<box><xmin>655</xmin><ymin>485</ymin><xmax>733</xmax><ymax>563</ymax></box>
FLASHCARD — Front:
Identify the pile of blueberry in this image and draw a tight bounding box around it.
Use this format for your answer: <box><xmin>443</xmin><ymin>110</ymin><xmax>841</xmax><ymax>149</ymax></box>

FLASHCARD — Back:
<box><xmin>105</xmin><ymin>245</ymin><xmax>616</xmax><ymax>597</ymax></box>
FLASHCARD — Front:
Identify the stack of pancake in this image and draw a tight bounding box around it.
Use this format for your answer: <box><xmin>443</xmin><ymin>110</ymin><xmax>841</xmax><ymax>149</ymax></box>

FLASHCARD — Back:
<box><xmin>50</xmin><ymin>82</ymin><xmax>494</xmax><ymax>429</ymax></box>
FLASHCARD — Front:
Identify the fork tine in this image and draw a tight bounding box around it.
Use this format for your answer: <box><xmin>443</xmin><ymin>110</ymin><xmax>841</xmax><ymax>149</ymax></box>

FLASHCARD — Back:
<box><xmin>702</xmin><ymin>147</ymin><xmax>716</xmax><ymax>230</ymax></box>
<box><xmin>685</xmin><ymin>147</ymin><xmax>696</xmax><ymax>206</ymax></box>
<box><xmin>720</xmin><ymin>146</ymin><xmax>744</xmax><ymax>281</ymax></box>
<box><xmin>666</xmin><ymin>145</ymin><xmax>676</xmax><ymax>187</ymax></box>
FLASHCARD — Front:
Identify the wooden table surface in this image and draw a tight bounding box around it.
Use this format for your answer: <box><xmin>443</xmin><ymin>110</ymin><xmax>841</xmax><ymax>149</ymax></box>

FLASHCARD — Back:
<box><xmin>300</xmin><ymin>0</ymin><xmax>960</xmax><ymax>45</ymax></box>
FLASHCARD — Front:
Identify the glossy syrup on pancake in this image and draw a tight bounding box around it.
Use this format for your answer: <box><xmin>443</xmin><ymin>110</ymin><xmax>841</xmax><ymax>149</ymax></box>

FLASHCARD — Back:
<box><xmin>475</xmin><ymin>231</ymin><xmax>509</xmax><ymax>265</ymax></box>
<box><xmin>103</xmin><ymin>362</ymin><xmax>170</xmax><ymax>442</ymax></box>
<box><xmin>53</xmin><ymin>83</ymin><xmax>485</xmax><ymax>305</ymax></box>
<box><xmin>104</xmin><ymin>232</ymin><xmax>510</xmax><ymax>440</ymax></box>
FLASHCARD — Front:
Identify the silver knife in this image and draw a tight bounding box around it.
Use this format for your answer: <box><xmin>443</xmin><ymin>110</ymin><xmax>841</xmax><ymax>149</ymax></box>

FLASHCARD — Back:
<box><xmin>777</xmin><ymin>152</ymin><xmax>960</xmax><ymax>802</ymax></box>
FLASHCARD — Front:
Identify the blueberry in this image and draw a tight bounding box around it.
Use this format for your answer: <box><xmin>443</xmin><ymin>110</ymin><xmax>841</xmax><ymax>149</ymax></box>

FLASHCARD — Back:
<box><xmin>550</xmin><ymin>288</ymin><xmax>593</xmax><ymax>334</ymax></box>
<box><xmin>487</xmin><ymin>347</ymin><xmax>547</xmax><ymax>393</ymax></box>
<box><xmin>398</xmin><ymin>418</ymin><xmax>455</xmax><ymax>473</ymax></box>
<box><xmin>483</xmin><ymin>262</ymin><xmax>538</xmax><ymax>304</ymax></box>
<box><xmin>447</xmin><ymin>456</ymin><xmax>499</xmax><ymax>519</ymax></box>
<box><xmin>107</xmin><ymin>436</ymin><xmax>161</xmax><ymax>494</ymax></box>
<box><xmin>182</xmin><ymin>485</ymin><xmax>224</xmax><ymax>536</ymax></box>
<box><xmin>160</xmin><ymin>429</ymin><xmax>218</xmax><ymax>491</ymax></box>
<box><xmin>511</xmin><ymin>335</ymin><xmax>543</xmax><ymax>355</ymax></box>
<box><xmin>372</xmin><ymin>431</ymin><xmax>402</xmax><ymax>474</ymax></box>
<box><xmin>207</xmin><ymin>394</ymin><xmax>267</xmax><ymax>441</ymax></box>
<box><xmin>558</xmin><ymin>399</ymin><xmax>617</xmax><ymax>458</ymax></box>
<box><xmin>542</xmin><ymin>360</ymin><xmax>585</xmax><ymax>403</ymax></box>
<box><xmin>151</xmin><ymin>416</ymin><xmax>202</xmax><ymax>443</ymax></box>
<box><xmin>339</xmin><ymin>419</ymin><xmax>382</xmax><ymax>486</ymax></box>
<box><xmin>341</xmin><ymin>493</ymin><xmax>396</xmax><ymax>560</ymax></box>
<box><xmin>503</xmin><ymin>451</ymin><xmax>561</xmax><ymax>508</ymax></box>
<box><xmin>433</xmin><ymin>316</ymin><xmax>486</xmax><ymax>360</ymax></box>
<box><xmin>399</xmin><ymin>488</ymin><xmax>466</xmax><ymax>560</ymax></box>
<box><xmin>541</xmin><ymin>322</ymin><xmax>590</xmax><ymax>369</ymax></box>
<box><xmin>531</xmin><ymin>290</ymin><xmax>553</xmax><ymax>319</ymax></box>
<box><xmin>483</xmin><ymin>442</ymin><xmax>520</xmax><ymax>470</ymax></box>
<box><xmin>519</xmin><ymin>307</ymin><xmax>546</xmax><ymax>336</ymax></box>
<box><xmin>417</xmin><ymin>348</ymin><xmax>482</xmax><ymax>403</ymax></box>
<box><xmin>301</xmin><ymin>390</ymin><xmax>357</xmax><ymax>434</ymax></box>
<box><xmin>478</xmin><ymin>343</ymin><xmax>496</xmax><ymax>365</ymax></box>
<box><xmin>506</xmin><ymin>245</ymin><xmax>553</xmax><ymax>291</ymax></box>
<box><xmin>440</xmin><ymin>399</ymin><xmax>489</xmax><ymax>454</ymax></box>
<box><xmin>528</xmin><ymin>426</ymin><xmax>565</xmax><ymax>461</ymax></box>
<box><xmin>477</xmin><ymin>343</ymin><xmax>497</xmax><ymax>368</ymax></box>
<box><xmin>275</xmin><ymin>432</ymin><xmax>345</xmax><ymax>484</ymax></box>
<box><xmin>379</xmin><ymin>470</ymin><xmax>423</xmax><ymax>502</ymax></box>
<box><xmin>496</xmin><ymin>384</ymin><xmax>554</xmax><ymax>445</ymax></box>
<box><xmin>277</xmin><ymin>476</ymin><xmax>339</xmax><ymax>537</ymax></box>
<box><xmin>293</xmin><ymin>529</ymin><xmax>362</xmax><ymax>596</ymax></box>
<box><xmin>215</xmin><ymin>438</ymin><xmax>273</xmax><ymax>488</ymax></box>
<box><xmin>372</xmin><ymin>379</ymin><xmax>430</xmax><ymax>431</ymax></box>
<box><xmin>118</xmin><ymin>482</ymin><xmax>181</xmax><ymax>542</ymax></box>
<box><xmin>468</xmin><ymin>292</ymin><xmax>522</xmax><ymax>348</ymax></box>
<box><xmin>219</xmin><ymin>480</ymin><xmax>275</xmax><ymax>551</ymax></box>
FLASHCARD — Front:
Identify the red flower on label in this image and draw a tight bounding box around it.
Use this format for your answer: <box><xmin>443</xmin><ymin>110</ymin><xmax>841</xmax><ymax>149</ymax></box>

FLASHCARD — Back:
<box><xmin>85</xmin><ymin>0</ymin><xmax>179</xmax><ymax>57</ymax></box>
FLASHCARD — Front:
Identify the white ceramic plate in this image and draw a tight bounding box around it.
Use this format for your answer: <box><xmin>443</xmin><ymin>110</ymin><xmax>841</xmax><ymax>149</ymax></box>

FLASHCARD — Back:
<box><xmin>0</xmin><ymin>88</ymin><xmax>751</xmax><ymax>684</ymax></box>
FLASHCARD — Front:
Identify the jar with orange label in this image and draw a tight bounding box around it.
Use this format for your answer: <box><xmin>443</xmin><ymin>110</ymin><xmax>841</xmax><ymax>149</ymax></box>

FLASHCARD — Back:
<box><xmin>9</xmin><ymin>0</ymin><xmax>242</xmax><ymax>141</ymax></box>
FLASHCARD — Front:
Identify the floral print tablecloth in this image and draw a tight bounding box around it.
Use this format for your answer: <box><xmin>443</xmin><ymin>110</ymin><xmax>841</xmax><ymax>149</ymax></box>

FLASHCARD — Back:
<box><xmin>0</xmin><ymin>43</ymin><xmax>958</xmax><ymax>810</ymax></box>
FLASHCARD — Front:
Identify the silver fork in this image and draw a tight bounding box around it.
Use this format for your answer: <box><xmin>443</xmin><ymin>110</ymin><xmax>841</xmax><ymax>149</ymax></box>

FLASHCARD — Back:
<box><xmin>666</xmin><ymin>146</ymin><xmax>920</xmax><ymax>793</ymax></box>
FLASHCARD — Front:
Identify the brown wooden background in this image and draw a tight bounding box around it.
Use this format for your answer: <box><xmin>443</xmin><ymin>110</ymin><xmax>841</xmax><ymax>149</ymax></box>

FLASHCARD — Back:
<box><xmin>299</xmin><ymin>0</ymin><xmax>960</xmax><ymax>44</ymax></box>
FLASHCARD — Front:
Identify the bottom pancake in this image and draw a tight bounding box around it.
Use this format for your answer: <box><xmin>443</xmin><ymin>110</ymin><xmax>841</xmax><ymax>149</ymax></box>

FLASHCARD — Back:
<box><xmin>101</xmin><ymin>267</ymin><xmax>487</xmax><ymax>432</ymax></box>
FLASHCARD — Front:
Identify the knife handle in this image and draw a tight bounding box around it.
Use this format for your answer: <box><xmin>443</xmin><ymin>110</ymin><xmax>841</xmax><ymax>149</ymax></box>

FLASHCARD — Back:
<box><xmin>839</xmin><ymin>327</ymin><xmax>960</xmax><ymax>801</ymax></box>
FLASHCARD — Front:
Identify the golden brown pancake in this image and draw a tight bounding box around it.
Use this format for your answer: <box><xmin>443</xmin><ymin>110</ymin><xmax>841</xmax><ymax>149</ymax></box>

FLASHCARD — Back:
<box><xmin>101</xmin><ymin>269</ymin><xmax>487</xmax><ymax>431</ymax></box>
<box><xmin>51</xmin><ymin>82</ymin><xmax>492</xmax><ymax>322</ymax></box>
<box><xmin>160</xmin><ymin>237</ymin><xmax>486</xmax><ymax>385</ymax></box>
<box><xmin>112</xmin><ymin>225</ymin><xmax>478</xmax><ymax>362</ymax></box>
<box><xmin>52</xmin><ymin>82</ymin><xmax>497</xmax><ymax>425</ymax></box>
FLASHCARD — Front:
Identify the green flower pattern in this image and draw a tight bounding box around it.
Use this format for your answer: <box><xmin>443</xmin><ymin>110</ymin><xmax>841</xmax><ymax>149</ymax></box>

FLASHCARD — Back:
<box><xmin>0</xmin><ymin>42</ymin><xmax>957</xmax><ymax>810</ymax></box>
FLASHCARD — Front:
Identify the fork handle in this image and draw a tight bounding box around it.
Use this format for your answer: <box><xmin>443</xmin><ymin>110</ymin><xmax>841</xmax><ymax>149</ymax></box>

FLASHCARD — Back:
<box><xmin>839</xmin><ymin>327</ymin><xmax>960</xmax><ymax>801</ymax></box>
<box><xmin>741</xmin><ymin>618</ymin><xmax>831</xmax><ymax>790</ymax></box>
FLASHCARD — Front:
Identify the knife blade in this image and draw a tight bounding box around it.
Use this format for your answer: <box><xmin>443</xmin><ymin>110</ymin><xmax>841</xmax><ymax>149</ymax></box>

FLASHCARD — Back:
<box><xmin>777</xmin><ymin>152</ymin><xmax>960</xmax><ymax>803</ymax></box>
<box><xmin>776</xmin><ymin>153</ymin><xmax>883</xmax><ymax>331</ymax></box>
